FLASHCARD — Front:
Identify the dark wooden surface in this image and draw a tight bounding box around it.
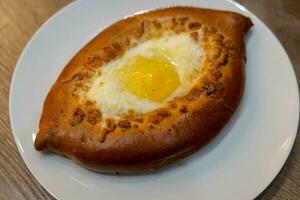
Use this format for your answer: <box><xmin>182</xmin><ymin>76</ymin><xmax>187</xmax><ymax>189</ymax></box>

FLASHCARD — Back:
<box><xmin>0</xmin><ymin>0</ymin><xmax>299</xmax><ymax>199</ymax></box>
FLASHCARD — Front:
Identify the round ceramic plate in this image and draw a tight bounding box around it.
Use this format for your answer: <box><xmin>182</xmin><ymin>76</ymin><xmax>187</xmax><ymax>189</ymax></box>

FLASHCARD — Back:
<box><xmin>10</xmin><ymin>0</ymin><xmax>299</xmax><ymax>199</ymax></box>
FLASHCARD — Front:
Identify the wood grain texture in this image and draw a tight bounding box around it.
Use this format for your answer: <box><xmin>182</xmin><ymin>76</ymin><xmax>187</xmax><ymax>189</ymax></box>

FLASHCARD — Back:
<box><xmin>0</xmin><ymin>1</ymin><xmax>71</xmax><ymax>199</ymax></box>
<box><xmin>0</xmin><ymin>0</ymin><xmax>298</xmax><ymax>199</ymax></box>
<box><xmin>235</xmin><ymin>1</ymin><xmax>300</xmax><ymax>199</ymax></box>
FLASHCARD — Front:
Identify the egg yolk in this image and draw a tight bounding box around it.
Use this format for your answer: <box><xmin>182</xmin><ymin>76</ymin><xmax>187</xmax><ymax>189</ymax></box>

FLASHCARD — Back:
<box><xmin>118</xmin><ymin>53</ymin><xmax>181</xmax><ymax>102</ymax></box>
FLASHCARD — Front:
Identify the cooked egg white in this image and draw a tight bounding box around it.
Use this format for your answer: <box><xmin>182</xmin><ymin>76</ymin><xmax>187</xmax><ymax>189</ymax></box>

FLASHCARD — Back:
<box><xmin>87</xmin><ymin>33</ymin><xmax>203</xmax><ymax>119</ymax></box>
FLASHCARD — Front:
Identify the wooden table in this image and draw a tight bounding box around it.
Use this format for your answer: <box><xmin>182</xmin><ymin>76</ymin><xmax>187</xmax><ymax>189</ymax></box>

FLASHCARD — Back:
<box><xmin>0</xmin><ymin>0</ymin><xmax>299</xmax><ymax>199</ymax></box>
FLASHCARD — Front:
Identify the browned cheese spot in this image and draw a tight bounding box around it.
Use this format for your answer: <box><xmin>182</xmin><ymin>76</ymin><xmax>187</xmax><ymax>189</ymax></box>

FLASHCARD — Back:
<box><xmin>99</xmin><ymin>132</ymin><xmax>106</xmax><ymax>143</ymax></box>
<box><xmin>209</xmin><ymin>27</ymin><xmax>217</xmax><ymax>33</ymax></box>
<box><xmin>75</xmin><ymin>82</ymin><xmax>84</xmax><ymax>88</ymax></box>
<box><xmin>70</xmin><ymin>108</ymin><xmax>85</xmax><ymax>126</ymax></box>
<box><xmin>189</xmin><ymin>22</ymin><xmax>202</xmax><ymax>30</ymax></box>
<box><xmin>211</xmin><ymin>47</ymin><xmax>221</xmax><ymax>59</ymax></box>
<box><xmin>105</xmin><ymin>118</ymin><xmax>117</xmax><ymax>133</ymax></box>
<box><xmin>86</xmin><ymin>55</ymin><xmax>102</xmax><ymax>68</ymax></box>
<box><xmin>217</xmin><ymin>83</ymin><xmax>224</xmax><ymax>91</ymax></box>
<box><xmin>218</xmin><ymin>53</ymin><xmax>229</xmax><ymax>67</ymax></box>
<box><xmin>61</xmin><ymin>70</ymin><xmax>93</xmax><ymax>84</ymax></box>
<box><xmin>133</xmin><ymin>124</ymin><xmax>138</xmax><ymax>129</ymax></box>
<box><xmin>152</xmin><ymin>20</ymin><xmax>162</xmax><ymax>29</ymax></box>
<box><xmin>204</xmin><ymin>82</ymin><xmax>216</xmax><ymax>96</ymax></box>
<box><xmin>85</xmin><ymin>100</ymin><xmax>94</xmax><ymax>107</ymax></box>
<box><xmin>135</xmin><ymin>21</ymin><xmax>145</xmax><ymax>38</ymax></box>
<box><xmin>213</xmin><ymin>70</ymin><xmax>223</xmax><ymax>80</ymax></box>
<box><xmin>224</xmin><ymin>40</ymin><xmax>237</xmax><ymax>57</ymax></box>
<box><xmin>224</xmin><ymin>40</ymin><xmax>235</xmax><ymax>51</ymax></box>
<box><xmin>80</xmin><ymin>70</ymin><xmax>95</xmax><ymax>80</ymax></box>
<box><xmin>215</xmin><ymin>33</ymin><xmax>224</xmax><ymax>41</ymax></box>
<box><xmin>178</xmin><ymin>16</ymin><xmax>189</xmax><ymax>25</ymax></box>
<box><xmin>150</xmin><ymin>109</ymin><xmax>171</xmax><ymax>124</ymax></box>
<box><xmin>87</xmin><ymin>108</ymin><xmax>102</xmax><ymax>125</ymax></box>
<box><xmin>112</xmin><ymin>42</ymin><xmax>122</xmax><ymax>54</ymax></box>
<box><xmin>169</xmin><ymin>102</ymin><xmax>177</xmax><ymax>109</ymax></box>
<box><xmin>80</xmin><ymin>134</ymin><xmax>86</xmax><ymax>143</ymax></box>
<box><xmin>186</xmin><ymin>87</ymin><xmax>204</xmax><ymax>101</ymax></box>
<box><xmin>103</xmin><ymin>43</ymin><xmax>120</xmax><ymax>61</ymax></box>
<box><xmin>203</xmin><ymin>82</ymin><xmax>224</xmax><ymax>97</ymax></box>
<box><xmin>125</xmin><ymin>37</ymin><xmax>130</xmax><ymax>46</ymax></box>
<box><xmin>179</xmin><ymin>105</ymin><xmax>188</xmax><ymax>113</ymax></box>
<box><xmin>190</xmin><ymin>31</ymin><xmax>198</xmax><ymax>42</ymax></box>
<box><xmin>74</xmin><ymin>82</ymin><xmax>89</xmax><ymax>92</ymax></box>
<box><xmin>171</xmin><ymin>18</ymin><xmax>178</xmax><ymax>28</ymax></box>
<box><xmin>171</xmin><ymin>18</ymin><xmax>185</xmax><ymax>33</ymax></box>
<box><xmin>118</xmin><ymin>120</ymin><xmax>131</xmax><ymax>129</ymax></box>
<box><xmin>45</xmin><ymin>124</ymin><xmax>59</xmax><ymax>136</ymax></box>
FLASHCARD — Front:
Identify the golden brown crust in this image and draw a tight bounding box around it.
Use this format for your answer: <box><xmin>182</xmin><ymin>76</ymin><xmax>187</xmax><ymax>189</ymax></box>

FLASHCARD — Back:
<box><xmin>34</xmin><ymin>6</ymin><xmax>252</xmax><ymax>173</ymax></box>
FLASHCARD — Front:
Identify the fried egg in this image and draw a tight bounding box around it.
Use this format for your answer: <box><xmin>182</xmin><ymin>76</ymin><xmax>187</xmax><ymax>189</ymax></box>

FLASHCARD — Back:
<box><xmin>87</xmin><ymin>33</ymin><xmax>203</xmax><ymax>118</ymax></box>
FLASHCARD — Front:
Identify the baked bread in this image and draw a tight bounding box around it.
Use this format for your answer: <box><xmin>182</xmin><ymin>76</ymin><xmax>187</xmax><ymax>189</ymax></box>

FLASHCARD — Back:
<box><xmin>34</xmin><ymin>6</ymin><xmax>252</xmax><ymax>173</ymax></box>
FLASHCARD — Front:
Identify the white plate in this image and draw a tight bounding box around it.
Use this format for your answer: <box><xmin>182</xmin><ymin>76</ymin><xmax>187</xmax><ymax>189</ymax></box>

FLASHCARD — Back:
<box><xmin>9</xmin><ymin>0</ymin><xmax>299</xmax><ymax>199</ymax></box>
